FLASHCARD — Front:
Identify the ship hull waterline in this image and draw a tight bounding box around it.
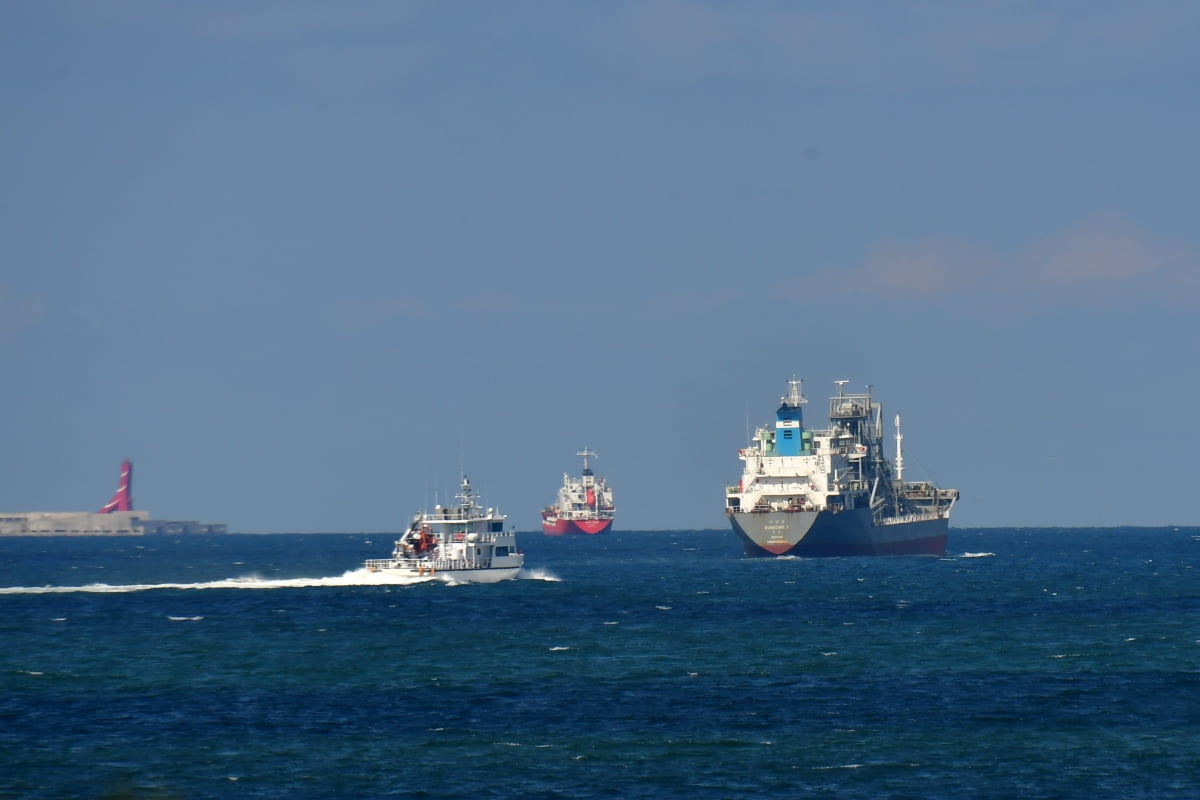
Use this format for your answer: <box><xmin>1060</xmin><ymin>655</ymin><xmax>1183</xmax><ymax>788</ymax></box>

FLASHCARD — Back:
<box><xmin>366</xmin><ymin>564</ymin><xmax>522</xmax><ymax>583</ymax></box>
<box><xmin>541</xmin><ymin>517</ymin><xmax>613</xmax><ymax>536</ymax></box>
<box><xmin>728</xmin><ymin>507</ymin><xmax>947</xmax><ymax>557</ymax></box>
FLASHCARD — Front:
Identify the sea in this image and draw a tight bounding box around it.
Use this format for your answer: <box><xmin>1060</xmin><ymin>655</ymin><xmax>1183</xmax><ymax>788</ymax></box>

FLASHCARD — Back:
<box><xmin>1</xmin><ymin>527</ymin><xmax>1197</xmax><ymax>799</ymax></box>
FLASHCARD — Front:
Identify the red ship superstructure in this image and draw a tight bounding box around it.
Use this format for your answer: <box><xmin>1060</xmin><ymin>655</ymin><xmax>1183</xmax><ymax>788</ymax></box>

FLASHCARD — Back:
<box><xmin>541</xmin><ymin>449</ymin><xmax>615</xmax><ymax>535</ymax></box>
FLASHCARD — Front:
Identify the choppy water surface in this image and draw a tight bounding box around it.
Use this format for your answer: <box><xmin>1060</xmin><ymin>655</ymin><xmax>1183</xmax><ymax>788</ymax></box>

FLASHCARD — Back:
<box><xmin>2</xmin><ymin>528</ymin><xmax>1197</xmax><ymax>798</ymax></box>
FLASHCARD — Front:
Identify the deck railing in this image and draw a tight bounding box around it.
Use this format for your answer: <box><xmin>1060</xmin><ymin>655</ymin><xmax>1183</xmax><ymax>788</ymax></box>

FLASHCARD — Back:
<box><xmin>873</xmin><ymin>510</ymin><xmax>945</xmax><ymax>526</ymax></box>
<box><xmin>365</xmin><ymin>555</ymin><xmax>496</xmax><ymax>573</ymax></box>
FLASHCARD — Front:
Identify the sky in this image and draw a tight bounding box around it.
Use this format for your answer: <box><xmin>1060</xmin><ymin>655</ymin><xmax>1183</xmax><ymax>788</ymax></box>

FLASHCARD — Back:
<box><xmin>3</xmin><ymin>1</ymin><xmax>1199</xmax><ymax>532</ymax></box>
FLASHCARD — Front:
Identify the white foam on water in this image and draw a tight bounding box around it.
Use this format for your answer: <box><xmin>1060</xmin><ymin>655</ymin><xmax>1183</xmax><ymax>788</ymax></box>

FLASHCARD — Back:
<box><xmin>0</xmin><ymin>567</ymin><xmax>435</xmax><ymax>595</ymax></box>
<box><xmin>2</xmin><ymin>563</ymin><xmax>560</xmax><ymax>594</ymax></box>
<box><xmin>961</xmin><ymin>552</ymin><xmax>995</xmax><ymax>558</ymax></box>
<box><xmin>518</xmin><ymin>566</ymin><xmax>560</xmax><ymax>582</ymax></box>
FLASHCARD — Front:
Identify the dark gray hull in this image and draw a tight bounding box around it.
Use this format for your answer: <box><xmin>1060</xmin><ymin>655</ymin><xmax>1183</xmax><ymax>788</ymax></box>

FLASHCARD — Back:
<box><xmin>728</xmin><ymin>508</ymin><xmax>948</xmax><ymax>557</ymax></box>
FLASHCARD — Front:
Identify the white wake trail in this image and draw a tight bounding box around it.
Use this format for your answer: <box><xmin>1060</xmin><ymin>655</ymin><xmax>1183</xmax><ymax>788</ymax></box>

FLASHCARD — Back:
<box><xmin>1</xmin><ymin>565</ymin><xmax>559</xmax><ymax>594</ymax></box>
<box><xmin>0</xmin><ymin>567</ymin><xmax>434</xmax><ymax>595</ymax></box>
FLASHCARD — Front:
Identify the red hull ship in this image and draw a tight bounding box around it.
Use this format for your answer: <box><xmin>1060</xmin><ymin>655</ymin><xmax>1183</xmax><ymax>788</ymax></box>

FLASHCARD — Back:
<box><xmin>540</xmin><ymin>515</ymin><xmax>613</xmax><ymax>536</ymax></box>
<box><xmin>541</xmin><ymin>449</ymin><xmax>615</xmax><ymax>536</ymax></box>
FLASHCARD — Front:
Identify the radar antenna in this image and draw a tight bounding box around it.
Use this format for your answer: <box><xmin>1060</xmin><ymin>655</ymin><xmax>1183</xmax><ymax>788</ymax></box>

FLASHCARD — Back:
<box><xmin>783</xmin><ymin>377</ymin><xmax>807</xmax><ymax>407</ymax></box>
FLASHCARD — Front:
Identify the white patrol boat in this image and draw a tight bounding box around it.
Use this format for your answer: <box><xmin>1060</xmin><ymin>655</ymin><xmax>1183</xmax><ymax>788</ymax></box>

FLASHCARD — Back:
<box><xmin>365</xmin><ymin>475</ymin><xmax>524</xmax><ymax>583</ymax></box>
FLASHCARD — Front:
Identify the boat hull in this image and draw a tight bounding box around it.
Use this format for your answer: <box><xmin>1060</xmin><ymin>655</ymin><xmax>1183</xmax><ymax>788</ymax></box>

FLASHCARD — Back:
<box><xmin>541</xmin><ymin>516</ymin><xmax>613</xmax><ymax>536</ymax></box>
<box><xmin>367</xmin><ymin>564</ymin><xmax>522</xmax><ymax>583</ymax></box>
<box><xmin>728</xmin><ymin>508</ymin><xmax>947</xmax><ymax>557</ymax></box>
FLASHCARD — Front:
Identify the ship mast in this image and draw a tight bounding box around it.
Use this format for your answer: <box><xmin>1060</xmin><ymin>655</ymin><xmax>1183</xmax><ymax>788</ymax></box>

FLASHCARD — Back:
<box><xmin>775</xmin><ymin>378</ymin><xmax>808</xmax><ymax>457</ymax></box>
<box><xmin>894</xmin><ymin>414</ymin><xmax>904</xmax><ymax>482</ymax></box>
<box><xmin>578</xmin><ymin>448</ymin><xmax>597</xmax><ymax>507</ymax></box>
<box><xmin>456</xmin><ymin>474</ymin><xmax>476</xmax><ymax>510</ymax></box>
<box><xmin>785</xmin><ymin>377</ymin><xmax>807</xmax><ymax>407</ymax></box>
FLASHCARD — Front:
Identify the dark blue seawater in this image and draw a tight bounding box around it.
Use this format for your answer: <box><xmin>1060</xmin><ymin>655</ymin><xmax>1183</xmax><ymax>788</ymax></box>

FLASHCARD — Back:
<box><xmin>2</xmin><ymin>528</ymin><xmax>1198</xmax><ymax>799</ymax></box>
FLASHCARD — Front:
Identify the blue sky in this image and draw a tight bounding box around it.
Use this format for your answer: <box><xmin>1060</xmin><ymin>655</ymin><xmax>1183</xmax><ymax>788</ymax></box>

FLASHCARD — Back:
<box><xmin>3</xmin><ymin>1</ymin><xmax>1199</xmax><ymax>532</ymax></box>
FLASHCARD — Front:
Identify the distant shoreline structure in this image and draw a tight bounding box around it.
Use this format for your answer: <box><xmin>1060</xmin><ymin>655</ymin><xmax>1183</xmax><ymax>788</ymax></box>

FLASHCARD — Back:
<box><xmin>0</xmin><ymin>459</ymin><xmax>227</xmax><ymax>537</ymax></box>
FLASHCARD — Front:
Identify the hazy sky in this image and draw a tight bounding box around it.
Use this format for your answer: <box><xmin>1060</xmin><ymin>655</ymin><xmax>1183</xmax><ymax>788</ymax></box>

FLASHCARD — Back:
<box><xmin>4</xmin><ymin>2</ymin><xmax>1199</xmax><ymax>532</ymax></box>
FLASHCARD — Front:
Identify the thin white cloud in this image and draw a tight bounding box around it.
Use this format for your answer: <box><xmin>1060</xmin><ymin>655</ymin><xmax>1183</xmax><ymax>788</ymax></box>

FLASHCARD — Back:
<box><xmin>0</xmin><ymin>285</ymin><xmax>47</xmax><ymax>342</ymax></box>
<box><xmin>809</xmin><ymin>212</ymin><xmax>1200</xmax><ymax>308</ymax></box>
<box><xmin>52</xmin><ymin>0</ymin><xmax>420</xmax><ymax>40</ymax></box>
<box><xmin>316</xmin><ymin>291</ymin><xmax>522</xmax><ymax>341</ymax></box>
<box><xmin>616</xmin><ymin>1</ymin><xmax>1200</xmax><ymax>87</ymax></box>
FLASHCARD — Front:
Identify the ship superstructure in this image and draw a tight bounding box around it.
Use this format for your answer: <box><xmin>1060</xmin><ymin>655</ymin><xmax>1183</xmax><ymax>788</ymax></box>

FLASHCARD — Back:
<box><xmin>541</xmin><ymin>449</ymin><xmax>615</xmax><ymax>535</ymax></box>
<box><xmin>725</xmin><ymin>378</ymin><xmax>958</xmax><ymax>556</ymax></box>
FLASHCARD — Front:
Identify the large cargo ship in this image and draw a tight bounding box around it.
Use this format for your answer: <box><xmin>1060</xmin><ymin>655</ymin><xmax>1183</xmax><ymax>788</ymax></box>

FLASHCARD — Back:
<box><xmin>0</xmin><ymin>459</ymin><xmax>227</xmax><ymax>536</ymax></box>
<box><xmin>725</xmin><ymin>378</ymin><xmax>958</xmax><ymax>557</ymax></box>
<box><xmin>541</xmin><ymin>449</ymin><xmax>615</xmax><ymax>535</ymax></box>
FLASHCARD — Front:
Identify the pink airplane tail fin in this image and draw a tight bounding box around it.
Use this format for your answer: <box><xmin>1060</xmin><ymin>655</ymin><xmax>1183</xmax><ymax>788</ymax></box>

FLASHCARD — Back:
<box><xmin>99</xmin><ymin>458</ymin><xmax>134</xmax><ymax>513</ymax></box>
